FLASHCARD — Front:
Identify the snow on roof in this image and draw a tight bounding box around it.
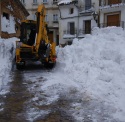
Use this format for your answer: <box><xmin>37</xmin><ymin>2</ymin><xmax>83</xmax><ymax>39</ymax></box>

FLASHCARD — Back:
<box><xmin>63</xmin><ymin>34</ymin><xmax>76</xmax><ymax>39</ymax></box>
<box><xmin>58</xmin><ymin>0</ymin><xmax>72</xmax><ymax>5</ymax></box>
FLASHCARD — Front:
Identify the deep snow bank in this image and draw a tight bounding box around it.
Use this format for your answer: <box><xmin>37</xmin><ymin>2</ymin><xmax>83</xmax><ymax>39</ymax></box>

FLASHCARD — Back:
<box><xmin>22</xmin><ymin>27</ymin><xmax>125</xmax><ymax>121</ymax></box>
<box><xmin>0</xmin><ymin>38</ymin><xmax>17</xmax><ymax>92</ymax></box>
<box><xmin>56</xmin><ymin>27</ymin><xmax>125</xmax><ymax>121</ymax></box>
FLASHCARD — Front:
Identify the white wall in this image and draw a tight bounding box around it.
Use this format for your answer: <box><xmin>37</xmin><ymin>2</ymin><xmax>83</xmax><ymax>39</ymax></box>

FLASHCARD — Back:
<box><xmin>59</xmin><ymin>4</ymin><xmax>78</xmax><ymax>44</ymax></box>
<box><xmin>121</xmin><ymin>9</ymin><xmax>125</xmax><ymax>29</ymax></box>
<box><xmin>58</xmin><ymin>0</ymin><xmax>99</xmax><ymax>45</ymax></box>
<box><xmin>59</xmin><ymin>18</ymin><xmax>78</xmax><ymax>44</ymax></box>
<box><xmin>59</xmin><ymin>5</ymin><xmax>78</xmax><ymax>18</ymax></box>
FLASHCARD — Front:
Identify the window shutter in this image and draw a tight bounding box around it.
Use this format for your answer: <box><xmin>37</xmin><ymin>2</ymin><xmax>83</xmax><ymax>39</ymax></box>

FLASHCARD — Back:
<box><xmin>85</xmin><ymin>0</ymin><xmax>91</xmax><ymax>10</ymax></box>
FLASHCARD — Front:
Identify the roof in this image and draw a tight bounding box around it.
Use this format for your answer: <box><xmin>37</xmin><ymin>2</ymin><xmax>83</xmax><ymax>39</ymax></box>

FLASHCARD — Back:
<box><xmin>0</xmin><ymin>0</ymin><xmax>29</xmax><ymax>17</ymax></box>
<box><xmin>58</xmin><ymin>0</ymin><xmax>78</xmax><ymax>5</ymax></box>
<box><xmin>14</xmin><ymin>0</ymin><xmax>29</xmax><ymax>17</ymax></box>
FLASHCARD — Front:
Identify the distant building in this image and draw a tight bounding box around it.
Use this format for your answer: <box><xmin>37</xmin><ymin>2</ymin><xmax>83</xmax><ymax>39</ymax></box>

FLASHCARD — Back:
<box><xmin>0</xmin><ymin>0</ymin><xmax>29</xmax><ymax>38</ymax></box>
<box><xmin>99</xmin><ymin>0</ymin><xmax>125</xmax><ymax>29</ymax></box>
<box><xmin>21</xmin><ymin>0</ymin><xmax>59</xmax><ymax>45</ymax></box>
<box><xmin>58</xmin><ymin>0</ymin><xmax>99</xmax><ymax>45</ymax></box>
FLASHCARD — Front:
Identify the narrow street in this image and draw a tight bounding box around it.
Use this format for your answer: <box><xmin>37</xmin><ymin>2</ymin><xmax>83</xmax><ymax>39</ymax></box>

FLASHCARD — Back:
<box><xmin>0</xmin><ymin>63</ymin><xmax>124</xmax><ymax>122</ymax></box>
<box><xmin>0</xmin><ymin>64</ymin><xmax>75</xmax><ymax>122</ymax></box>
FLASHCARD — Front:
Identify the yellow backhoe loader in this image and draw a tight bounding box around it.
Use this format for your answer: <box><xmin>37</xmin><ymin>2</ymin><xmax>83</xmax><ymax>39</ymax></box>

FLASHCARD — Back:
<box><xmin>15</xmin><ymin>4</ymin><xmax>56</xmax><ymax>69</ymax></box>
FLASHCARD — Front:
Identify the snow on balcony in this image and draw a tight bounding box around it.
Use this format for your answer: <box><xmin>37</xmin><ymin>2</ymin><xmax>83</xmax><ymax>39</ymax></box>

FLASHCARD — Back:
<box><xmin>63</xmin><ymin>34</ymin><xmax>76</xmax><ymax>39</ymax></box>
<box><xmin>79</xmin><ymin>7</ymin><xmax>94</xmax><ymax>14</ymax></box>
<box><xmin>100</xmin><ymin>3</ymin><xmax>125</xmax><ymax>11</ymax></box>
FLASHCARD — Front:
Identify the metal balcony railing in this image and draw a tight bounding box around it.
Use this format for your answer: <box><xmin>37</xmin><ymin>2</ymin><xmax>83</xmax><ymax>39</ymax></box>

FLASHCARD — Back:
<box><xmin>63</xmin><ymin>29</ymin><xmax>92</xmax><ymax>38</ymax></box>
<box><xmin>79</xmin><ymin>5</ymin><xmax>94</xmax><ymax>13</ymax></box>
<box><xmin>53</xmin><ymin>1</ymin><xmax>58</xmax><ymax>4</ymax></box>
<box><xmin>53</xmin><ymin>20</ymin><xmax>58</xmax><ymax>23</ymax></box>
<box><xmin>63</xmin><ymin>29</ymin><xmax>77</xmax><ymax>35</ymax></box>
<box><xmin>99</xmin><ymin>21</ymin><xmax>124</xmax><ymax>28</ymax></box>
<box><xmin>78</xmin><ymin>29</ymin><xmax>91</xmax><ymax>35</ymax></box>
<box><xmin>100</xmin><ymin>0</ymin><xmax>125</xmax><ymax>6</ymax></box>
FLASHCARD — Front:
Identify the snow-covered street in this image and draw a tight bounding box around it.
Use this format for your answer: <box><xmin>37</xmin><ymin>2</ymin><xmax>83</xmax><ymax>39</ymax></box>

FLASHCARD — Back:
<box><xmin>0</xmin><ymin>27</ymin><xmax>125</xmax><ymax>121</ymax></box>
<box><xmin>0</xmin><ymin>64</ymin><xmax>122</xmax><ymax>122</ymax></box>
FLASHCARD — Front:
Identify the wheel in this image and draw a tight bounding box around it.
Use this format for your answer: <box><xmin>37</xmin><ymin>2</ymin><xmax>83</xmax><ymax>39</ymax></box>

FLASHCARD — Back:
<box><xmin>43</xmin><ymin>62</ymin><xmax>56</xmax><ymax>69</ymax></box>
<box><xmin>16</xmin><ymin>64</ymin><xmax>22</xmax><ymax>70</ymax></box>
<box><xmin>16</xmin><ymin>62</ymin><xmax>25</xmax><ymax>70</ymax></box>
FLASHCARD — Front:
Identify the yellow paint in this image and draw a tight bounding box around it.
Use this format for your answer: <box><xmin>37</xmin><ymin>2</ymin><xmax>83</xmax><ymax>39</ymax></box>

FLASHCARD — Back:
<box><xmin>15</xmin><ymin>4</ymin><xmax>56</xmax><ymax>65</ymax></box>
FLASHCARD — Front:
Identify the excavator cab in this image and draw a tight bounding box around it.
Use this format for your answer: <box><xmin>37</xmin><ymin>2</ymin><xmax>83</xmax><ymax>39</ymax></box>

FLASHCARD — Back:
<box><xmin>20</xmin><ymin>20</ymin><xmax>36</xmax><ymax>46</ymax></box>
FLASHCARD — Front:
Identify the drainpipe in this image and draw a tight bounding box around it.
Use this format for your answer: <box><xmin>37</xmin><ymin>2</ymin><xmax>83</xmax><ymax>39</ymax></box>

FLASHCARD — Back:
<box><xmin>74</xmin><ymin>3</ymin><xmax>79</xmax><ymax>38</ymax></box>
<box><xmin>0</xmin><ymin>1</ymin><xmax>1</xmax><ymax>37</ymax></box>
<box><xmin>57</xmin><ymin>5</ymin><xmax>62</xmax><ymax>19</ymax></box>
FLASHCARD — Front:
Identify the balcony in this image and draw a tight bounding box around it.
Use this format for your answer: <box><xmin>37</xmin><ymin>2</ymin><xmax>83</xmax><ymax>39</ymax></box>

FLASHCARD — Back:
<box><xmin>79</xmin><ymin>5</ymin><xmax>94</xmax><ymax>15</ymax></box>
<box><xmin>99</xmin><ymin>21</ymin><xmax>124</xmax><ymax>28</ymax></box>
<box><xmin>63</xmin><ymin>30</ymin><xmax>77</xmax><ymax>39</ymax></box>
<box><xmin>42</xmin><ymin>1</ymin><xmax>48</xmax><ymax>4</ymax></box>
<box><xmin>63</xmin><ymin>29</ymin><xmax>92</xmax><ymax>39</ymax></box>
<box><xmin>78</xmin><ymin>29</ymin><xmax>91</xmax><ymax>38</ymax></box>
<box><xmin>100</xmin><ymin>0</ymin><xmax>125</xmax><ymax>11</ymax></box>
<box><xmin>53</xmin><ymin>20</ymin><xmax>58</xmax><ymax>23</ymax></box>
<box><xmin>53</xmin><ymin>1</ymin><xmax>58</xmax><ymax>4</ymax></box>
<box><xmin>32</xmin><ymin>2</ymin><xmax>38</xmax><ymax>5</ymax></box>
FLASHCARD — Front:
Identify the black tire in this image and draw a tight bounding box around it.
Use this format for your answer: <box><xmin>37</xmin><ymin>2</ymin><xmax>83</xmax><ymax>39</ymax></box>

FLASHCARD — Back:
<box><xmin>44</xmin><ymin>62</ymin><xmax>56</xmax><ymax>69</ymax></box>
<box><xmin>16</xmin><ymin>64</ymin><xmax>22</xmax><ymax>70</ymax></box>
<box><xmin>16</xmin><ymin>62</ymin><xmax>25</xmax><ymax>70</ymax></box>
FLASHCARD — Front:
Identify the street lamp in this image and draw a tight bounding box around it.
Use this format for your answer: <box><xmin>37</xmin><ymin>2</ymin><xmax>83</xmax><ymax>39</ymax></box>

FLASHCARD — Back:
<box><xmin>92</xmin><ymin>11</ymin><xmax>98</xmax><ymax>23</ymax></box>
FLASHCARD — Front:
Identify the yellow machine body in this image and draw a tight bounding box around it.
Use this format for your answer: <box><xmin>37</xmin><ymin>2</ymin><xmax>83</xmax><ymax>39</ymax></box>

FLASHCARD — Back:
<box><xmin>15</xmin><ymin>5</ymin><xmax>56</xmax><ymax>69</ymax></box>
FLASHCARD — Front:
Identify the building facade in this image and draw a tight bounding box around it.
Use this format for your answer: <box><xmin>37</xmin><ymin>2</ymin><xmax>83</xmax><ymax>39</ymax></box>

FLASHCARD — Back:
<box><xmin>21</xmin><ymin>0</ymin><xmax>59</xmax><ymax>45</ymax></box>
<box><xmin>19</xmin><ymin>0</ymin><xmax>125</xmax><ymax>45</ymax></box>
<box><xmin>99</xmin><ymin>0</ymin><xmax>125</xmax><ymax>28</ymax></box>
<box><xmin>0</xmin><ymin>0</ymin><xmax>29</xmax><ymax>38</ymax></box>
<box><xmin>58</xmin><ymin>0</ymin><xmax>99</xmax><ymax>45</ymax></box>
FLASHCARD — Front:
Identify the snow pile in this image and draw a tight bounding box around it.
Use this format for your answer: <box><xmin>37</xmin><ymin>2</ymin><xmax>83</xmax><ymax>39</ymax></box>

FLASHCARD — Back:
<box><xmin>0</xmin><ymin>38</ymin><xmax>17</xmax><ymax>92</ymax></box>
<box><xmin>42</xmin><ymin>27</ymin><xmax>125</xmax><ymax>121</ymax></box>
<box><xmin>1</xmin><ymin>15</ymin><xmax>16</xmax><ymax>34</ymax></box>
<box><xmin>57</xmin><ymin>27</ymin><xmax>125</xmax><ymax>121</ymax></box>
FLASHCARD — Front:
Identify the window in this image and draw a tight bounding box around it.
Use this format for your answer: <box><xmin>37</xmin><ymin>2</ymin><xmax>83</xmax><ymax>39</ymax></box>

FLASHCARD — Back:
<box><xmin>53</xmin><ymin>0</ymin><xmax>58</xmax><ymax>4</ymax></box>
<box><xmin>108</xmin><ymin>0</ymin><xmax>121</xmax><ymax>5</ymax></box>
<box><xmin>53</xmin><ymin>14</ymin><xmax>58</xmax><ymax>22</ymax></box>
<box><xmin>43</xmin><ymin>0</ymin><xmax>48</xmax><ymax>3</ymax></box>
<box><xmin>3</xmin><ymin>12</ymin><xmax>9</xmax><ymax>20</ymax></box>
<box><xmin>68</xmin><ymin>22</ymin><xmax>75</xmax><ymax>35</ymax></box>
<box><xmin>33</xmin><ymin>0</ymin><xmax>37</xmax><ymax>3</ymax></box>
<box><xmin>69</xmin><ymin>8</ymin><xmax>74</xmax><ymax>14</ymax></box>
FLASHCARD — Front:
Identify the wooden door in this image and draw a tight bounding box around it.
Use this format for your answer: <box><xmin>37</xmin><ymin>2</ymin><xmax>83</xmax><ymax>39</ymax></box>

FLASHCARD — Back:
<box><xmin>107</xmin><ymin>14</ymin><xmax>120</xmax><ymax>26</ymax></box>
<box><xmin>85</xmin><ymin>20</ymin><xmax>91</xmax><ymax>34</ymax></box>
<box><xmin>108</xmin><ymin>0</ymin><xmax>121</xmax><ymax>5</ymax></box>
<box><xmin>70</xmin><ymin>22</ymin><xmax>75</xmax><ymax>35</ymax></box>
<box><xmin>56</xmin><ymin>35</ymin><xmax>59</xmax><ymax>46</ymax></box>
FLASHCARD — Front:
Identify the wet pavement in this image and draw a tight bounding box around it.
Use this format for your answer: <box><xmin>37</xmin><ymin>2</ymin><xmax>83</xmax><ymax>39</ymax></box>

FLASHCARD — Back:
<box><xmin>0</xmin><ymin>64</ymin><xmax>75</xmax><ymax>122</ymax></box>
<box><xmin>0</xmin><ymin>70</ymin><xmax>31</xmax><ymax>122</ymax></box>
<box><xmin>0</xmin><ymin>64</ymin><xmax>123</xmax><ymax>122</ymax></box>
